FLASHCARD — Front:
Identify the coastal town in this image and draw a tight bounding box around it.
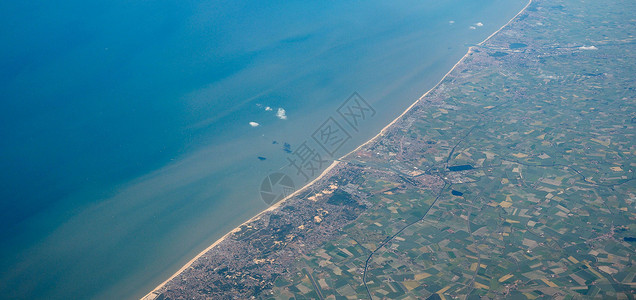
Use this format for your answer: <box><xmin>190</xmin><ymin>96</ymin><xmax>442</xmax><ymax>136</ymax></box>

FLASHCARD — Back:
<box><xmin>145</xmin><ymin>0</ymin><xmax>635</xmax><ymax>298</ymax></box>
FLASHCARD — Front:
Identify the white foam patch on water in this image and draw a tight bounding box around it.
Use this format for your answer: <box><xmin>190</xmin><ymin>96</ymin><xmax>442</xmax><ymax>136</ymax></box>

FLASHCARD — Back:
<box><xmin>276</xmin><ymin>108</ymin><xmax>287</xmax><ymax>120</ymax></box>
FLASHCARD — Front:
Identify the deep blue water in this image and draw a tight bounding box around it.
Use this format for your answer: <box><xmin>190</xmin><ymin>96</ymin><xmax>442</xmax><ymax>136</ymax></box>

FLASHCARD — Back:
<box><xmin>0</xmin><ymin>1</ymin><xmax>526</xmax><ymax>299</ymax></box>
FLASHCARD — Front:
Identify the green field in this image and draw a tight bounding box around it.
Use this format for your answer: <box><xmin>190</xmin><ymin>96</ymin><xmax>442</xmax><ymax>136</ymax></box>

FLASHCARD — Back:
<box><xmin>269</xmin><ymin>0</ymin><xmax>636</xmax><ymax>298</ymax></box>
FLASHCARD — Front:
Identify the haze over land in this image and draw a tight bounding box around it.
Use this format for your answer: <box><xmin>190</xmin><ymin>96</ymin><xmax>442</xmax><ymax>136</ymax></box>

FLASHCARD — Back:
<box><xmin>148</xmin><ymin>0</ymin><xmax>636</xmax><ymax>298</ymax></box>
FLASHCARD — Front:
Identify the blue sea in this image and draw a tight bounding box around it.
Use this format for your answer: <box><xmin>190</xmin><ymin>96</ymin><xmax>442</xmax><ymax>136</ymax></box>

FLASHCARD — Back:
<box><xmin>0</xmin><ymin>1</ymin><xmax>526</xmax><ymax>299</ymax></box>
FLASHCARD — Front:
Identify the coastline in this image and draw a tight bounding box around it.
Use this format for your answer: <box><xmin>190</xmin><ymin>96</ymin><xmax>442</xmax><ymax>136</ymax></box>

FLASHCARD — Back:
<box><xmin>342</xmin><ymin>0</ymin><xmax>533</xmax><ymax>161</ymax></box>
<box><xmin>141</xmin><ymin>161</ymin><xmax>340</xmax><ymax>300</ymax></box>
<box><xmin>141</xmin><ymin>1</ymin><xmax>532</xmax><ymax>298</ymax></box>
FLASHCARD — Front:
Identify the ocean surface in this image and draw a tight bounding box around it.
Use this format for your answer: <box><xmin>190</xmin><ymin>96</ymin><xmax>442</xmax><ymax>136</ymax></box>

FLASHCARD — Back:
<box><xmin>0</xmin><ymin>1</ymin><xmax>526</xmax><ymax>299</ymax></box>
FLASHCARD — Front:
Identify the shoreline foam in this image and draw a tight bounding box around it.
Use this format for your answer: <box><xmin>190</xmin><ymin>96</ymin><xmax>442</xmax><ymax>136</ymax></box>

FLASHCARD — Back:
<box><xmin>141</xmin><ymin>1</ymin><xmax>532</xmax><ymax>298</ymax></box>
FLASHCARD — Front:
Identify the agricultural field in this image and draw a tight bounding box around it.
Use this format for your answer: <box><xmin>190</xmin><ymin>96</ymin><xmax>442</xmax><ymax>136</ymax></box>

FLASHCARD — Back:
<box><xmin>268</xmin><ymin>0</ymin><xmax>636</xmax><ymax>298</ymax></box>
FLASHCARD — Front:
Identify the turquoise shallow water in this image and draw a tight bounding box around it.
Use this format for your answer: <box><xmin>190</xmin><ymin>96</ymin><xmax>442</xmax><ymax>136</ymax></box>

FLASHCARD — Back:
<box><xmin>0</xmin><ymin>1</ymin><xmax>526</xmax><ymax>299</ymax></box>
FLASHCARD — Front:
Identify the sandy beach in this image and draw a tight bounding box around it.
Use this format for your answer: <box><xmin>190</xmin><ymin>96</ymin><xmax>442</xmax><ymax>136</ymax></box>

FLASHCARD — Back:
<box><xmin>141</xmin><ymin>1</ymin><xmax>532</xmax><ymax>298</ymax></box>
<box><xmin>141</xmin><ymin>161</ymin><xmax>340</xmax><ymax>300</ymax></box>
